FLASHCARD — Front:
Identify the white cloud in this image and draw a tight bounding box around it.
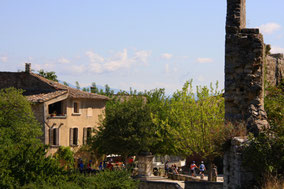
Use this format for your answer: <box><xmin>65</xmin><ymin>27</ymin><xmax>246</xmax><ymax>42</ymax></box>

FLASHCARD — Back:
<box><xmin>0</xmin><ymin>56</ymin><xmax>8</xmax><ymax>62</ymax></box>
<box><xmin>271</xmin><ymin>46</ymin><xmax>284</xmax><ymax>54</ymax></box>
<box><xmin>259</xmin><ymin>22</ymin><xmax>281</xmax><ymax>34</ymax></box>
<box><xmin>86</xmin><ymin>51</ymin><xmax>104</xmax><ymax>63</ymax></box>
<box><xmin>33</xmin><ymin>63</ymin><xmax>55</xmax><ymax>71</ymax></box>
<box><xmin>58</xmin><ymin>57</ymin><xmax>70</xmax><ymax>64</ymax></box>
<box><xmin>197</xmin><ymin>58</ymin><xmax>213</xmax><ymax>63</ymax></box>
<box><xmin>86</xmin><ymin>49</ymin><xmax>150</xmax><ymax>74</ymax></box>
<box><xmin>161</xmin><ymin>53</ymin><xmax>173</xmax><ymax>60</ymax></box>
<box><xmin>134</xmin><ymin>50</ymin><xmax>151</xmax><ymax>64</ymax></box>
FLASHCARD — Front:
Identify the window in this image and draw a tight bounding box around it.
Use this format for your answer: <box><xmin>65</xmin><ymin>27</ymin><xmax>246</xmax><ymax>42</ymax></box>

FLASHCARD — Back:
<box><xmin>48</xmin><ymin>101</ymin><xmax>64</xmax><ymax>116</ymax></box>
<box><xmin>49</xmin><ymin>128</ymin><xmax>59</xmax><ymax>146</ymax></box>
<box><xmin>70</xmin><ymin>128</ymin><xmax>78</xmax><ymax>146</ymax></box>
<box><xmin>83</xmin><ymin>127</ymin><xmax>92</xmax><ymax>145</ymax></box>
<box><xmin>73</xmin><ymin>101</ymin><xmax>80</xmax><ymax>114</ymax></box>
<box><xmin>74</xmin><ymin>102</ymin><xmax>79</xmax><ymax>113</ymax></box>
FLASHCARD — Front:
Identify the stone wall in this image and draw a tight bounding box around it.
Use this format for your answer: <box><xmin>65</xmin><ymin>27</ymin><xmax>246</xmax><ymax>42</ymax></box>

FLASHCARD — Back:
<box><xmin>224</xmin><ymin>0</ymin><xmax>270</xmax><ymax>188</ymax></box>
<box><xmin>225</xmin><ymin>0</ymin><xmax>269</xmax><ymax>135</ymax></box>
<box><xmin>139</xmin><ymin>181</ymin><xmax>182</xmax><ymax>189</ymax></box>
<box><xmin>185</xmin><ymin>181</ymin><xmax>223</xmax><ymax>189</ymax></box>
<box><xmin>223</xmin><ymin>137</ymin><xmax>255</xmax><ymax>188</ymax></box>
<box><xmin>266</xmin><ymin>53</ymin><xmax>284</xmax><ymax>87</ymax></box>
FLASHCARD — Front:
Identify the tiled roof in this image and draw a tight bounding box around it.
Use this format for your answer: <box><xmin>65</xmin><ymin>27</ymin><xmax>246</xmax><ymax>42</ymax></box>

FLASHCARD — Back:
<box><xmin>31</xmin><ymin>73</ymin><xmax>109</xmax><ymax>101</ymax></box>
<box><xmin>0</xmin><ymin>71</ymin><xmax>109</xmax><ymax>102</ymax></box>
<box><xmin>26</xmin><ymin>90</ymin><xmax>68</xmax><ymax>103</ymax></box>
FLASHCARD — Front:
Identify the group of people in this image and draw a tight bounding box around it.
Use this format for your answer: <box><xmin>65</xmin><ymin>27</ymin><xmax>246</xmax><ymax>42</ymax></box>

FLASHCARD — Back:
<box><xmin>164</xmin><ymin>161</ymin><xmax>179</xmax><ymax>175</ymax></box>
<box><xmin>78</xmin><ymin>159</ymin><xmax>96</xmax><ymax>174</ymax></box>
<box><xmin>190</xmin><ymin>161</ymin><xmax>206</xmax><ymax>178</ymax></box>
<box><xmin>77</xmin><ymin>158</ymin><xmax>129</xmax><ymax>174</ymax></box>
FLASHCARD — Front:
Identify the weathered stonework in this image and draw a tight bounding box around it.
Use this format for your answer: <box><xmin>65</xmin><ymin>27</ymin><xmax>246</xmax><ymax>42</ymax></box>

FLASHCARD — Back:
<box><xmin>224</xmin><ymin>0</ymin><xmax>272</xmax><ymax>188</ymax></box>
<box><xmin>266</xmin><ymin>53</ymin><xmax>284</xmax><ymax>87</ymax></box>
<box><xmin>223</xmin><ymin>137</ymin><xmax>254</xmax><ymax>189</ymax></box>
<box><xmin>225</xmin><ymin>0</ymin><xmax>269</xmax><ymax>135</ymax></box>
<box><xmin>137</xmin><ymin>153</ymin><xmax>154</xmax><ymax>178</ymax></box>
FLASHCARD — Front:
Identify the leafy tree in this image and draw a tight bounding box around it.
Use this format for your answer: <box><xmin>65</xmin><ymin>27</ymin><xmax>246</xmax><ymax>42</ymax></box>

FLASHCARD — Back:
<box><xmin>38</xmin><ymin>69</ymin><xmax>58</xmax><ymax>82</ymax></box>
<box><xmin>82</xmin><ymin>87</ymin><xmax>90</xmax><ymax>92</ymax></box>
<box><xmin>152</xmin><ymin>80</ymin><xmax>225</xmax><ymax>180</ymax></box>
<box><xmin>63</xmin><ymin>81</ymin><xmax>69</xmax><ymax>86</ymax></box>
<box><xmin>75</xmin><ymin>81</ymin><xmax>80</xmax><ymax>90</ymax></box>
<box><xmin>91</xmin><ymin>82</ymin><xmax>99</xmax><ymax>94</ymax></box>
<box><xmin>0</xmin><ymin>88</ymin><xmax>67</xmax><ymax>188</ymax></box>
<box><xmin>92</xmin><ymin>89</ymin><xmax>168</xmax><ymax>157</ymax></box>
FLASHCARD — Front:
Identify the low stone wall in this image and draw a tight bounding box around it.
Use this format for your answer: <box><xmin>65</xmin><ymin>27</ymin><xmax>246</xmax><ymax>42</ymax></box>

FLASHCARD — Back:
<box><xmin>139</xmin><ymin>181</ymin><xmax>182</xmax><ymax>189</ymax></box>
<box><xmin>185</xmin><ymin>181</ymin><xmax>223</xmax><ymax>189</ymax></box>
<box><xmin>167</xmin><ymin>173</ymin><xmax>201</xmax><ymax>182</ymax></box>
<box><xmin>223</xmin><ymin>137</ymin><xmax>255</xmax><ymax>188</ymax></box>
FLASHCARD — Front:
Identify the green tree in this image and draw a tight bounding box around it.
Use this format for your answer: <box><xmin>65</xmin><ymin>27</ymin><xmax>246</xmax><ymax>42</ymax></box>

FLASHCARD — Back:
<box><xmin>38</xmin><ymin>69</ymin><xmax>58</xmax><ymax>82</ymax></box>
<box><xmin>152</xmin><ymin>80</ymin><xmax>225</xmax><ymax>180</ymax></box>
<box><xmin>92</xmin><ymin>89</ymin><xmax>168</xmax><ymax>157</ymax></box>
<box><xmin>75</xmin><ymin>81</ymin><xmax>80</xmax><ymax>90</ymax></box>
<box><xmin>0</xmin><ymin>88</ymin><xmax>67</xmax><ymax>188</ymax></box>
<box><xmin>91</xmin><ymin>82</ymin><xmax>99</xmax><ymax>94</ymax></box>
<box><xmin>63</xmin><ymin>81</ymin><xmax>69</xmax><ymax>86</ymax></box>
<box><xmin>82</xmin><ymin>87</ymin><xmax>90</xmax><ymax>92</ymax></box>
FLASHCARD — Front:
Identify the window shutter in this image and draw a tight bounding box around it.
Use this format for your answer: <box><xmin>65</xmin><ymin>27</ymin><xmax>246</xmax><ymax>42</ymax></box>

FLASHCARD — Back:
<box><xmin>83</xmin><ymin>128</ymin><xmax>87</xmax><ymax>145</ymax></box>
<box><xmin>49</xmin><ymin>128</ymin><xmax>53</xmax><ymax>145</ymax></box>
<box><xmin>70</xmin><ymin>128</ymin><xmax>74</xmax><ymax>146</ymax></box>
<box><xmin>55</xmin><ymin>128</ymin><xmax>59</xmax><ymax>146</ymax></box>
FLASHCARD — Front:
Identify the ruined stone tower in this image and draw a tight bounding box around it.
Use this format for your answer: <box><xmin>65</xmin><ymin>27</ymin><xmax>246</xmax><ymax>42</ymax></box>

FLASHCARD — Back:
<box><xmin>225</xmin><ymin>0</ymin><xmax>269</xmax><ymax>135</ymax></box>
<box><xmin>224</xmin><ymin>0</ymin><xmax>270</xmax><ymax>188</ymax></box>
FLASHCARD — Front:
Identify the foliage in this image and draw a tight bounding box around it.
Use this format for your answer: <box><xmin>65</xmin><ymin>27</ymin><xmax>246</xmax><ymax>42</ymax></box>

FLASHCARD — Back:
<box><xmin>92</xmin><ymin>89</ymin><xmax>168</xmax><ymax>156</ymax></box>
<box><xmin>76</xmin><ymin>81</ymin><xmax>80</xmax><ymax>90</ymax></box>
<box><xmin>38</xmin><ymin>69</ymin><xmax>58</xmax><ymax>82</ymax></box>
<box><xmin>63</xmin><ymin>81</ymin><xmax>69</xmax><ymax>86</ymax></box>
<box><xmin>0</xmin><ymin>88</ymin><xmax>42</xmax><ymax>145</ymax></box>
<box><xmin>264</xmin><ymin>80</ymin><xmax>284</xmax><ymax>129</ymax></box>
<box><xmin>0</xmin><ymin>88</ymin><xmax>68</xmax><ymax>188</ymax></box>
<box><xmin>21</xmin><ymin>170</ymin><xmax>139</xmax><ymax>189</ymax></box>
<box><xmin>93</xmin><ymin>96</ymin><xmax>157</xmax><ymax>156</ymax></box>
<box><xmin>54</xmin><ymin>146</ymin><xmax>75</xmax><ymax>170</ymax></box>
<box><xmin>243</xmin><ymin>131</ymin><xmax>284</xmax><ymax>182</ymax></box>
<box><xmin>242</xmin><ymin>81</ymin><xmax>284</xmax><ymax>186</ymax></box>
<box><xmin>152</xmin><ymin>80</ymin><xmax>225</xmax><ymax>160</ymax></box>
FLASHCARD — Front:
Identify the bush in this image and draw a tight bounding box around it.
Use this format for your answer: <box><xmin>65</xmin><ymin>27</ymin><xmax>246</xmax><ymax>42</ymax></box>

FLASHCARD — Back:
<box><xmin>20</xmin><ymin>170</ymin><xmax>139</xmax><ymax>189</ymax></box>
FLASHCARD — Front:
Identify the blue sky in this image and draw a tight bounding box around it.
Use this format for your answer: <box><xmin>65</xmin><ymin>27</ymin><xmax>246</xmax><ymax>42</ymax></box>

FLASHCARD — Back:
<box><xmin>1</xmin><ymin>0</ymin><xmax>284</xmax><ymax>94</ymax></box>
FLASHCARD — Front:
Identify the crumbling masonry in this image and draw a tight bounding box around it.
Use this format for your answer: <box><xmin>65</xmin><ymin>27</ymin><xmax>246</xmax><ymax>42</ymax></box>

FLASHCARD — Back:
<box><xmin>224</xmin><ymin>0</ymin><xmax>283</xmax><ymax>188</ymax></box>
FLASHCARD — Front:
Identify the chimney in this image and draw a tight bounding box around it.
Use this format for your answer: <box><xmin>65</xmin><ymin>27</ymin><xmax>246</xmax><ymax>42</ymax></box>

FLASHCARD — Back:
<box><xmin>25</xmin><ymin>63</ymin><xmax>31</xmax><ymax>73</ymax></box>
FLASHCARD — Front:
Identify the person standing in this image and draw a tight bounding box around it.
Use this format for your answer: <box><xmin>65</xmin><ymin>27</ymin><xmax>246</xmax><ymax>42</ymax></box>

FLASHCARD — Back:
<box><xmin>190</xmin><ymin>161</ymin><xmax>197</xmax><ymax>177</ymax></box>
<box><xmin>212</xmin><ymin>164</ymin><xmax>218</xmax><ymax>182</ymax></box>
<box><xmin>199</xmin><ymin>161</ymin><xmax>206</xmax><ymax>179</ymax></box>
<box><xmin>164</xmin><ymin>160</ymin><xmax>169</xmax><ymax>176</ymax></box>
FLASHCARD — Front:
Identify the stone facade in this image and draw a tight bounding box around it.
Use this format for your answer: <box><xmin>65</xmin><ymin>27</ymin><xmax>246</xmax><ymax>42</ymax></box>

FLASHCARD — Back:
<box><xmin>0</xmin><ymin>64</ymin><xmax>108</xmax><ymax>154</ymax></box>
<box><xmin>265</xmin><ymin>53</ymin><xmax>284</xmax><ymax>87</ymax></box>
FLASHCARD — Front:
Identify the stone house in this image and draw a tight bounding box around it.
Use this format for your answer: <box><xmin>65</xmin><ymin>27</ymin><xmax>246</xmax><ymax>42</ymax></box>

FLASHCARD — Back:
<box><xmin>0</xmin><ymin>63</ymin><xmax>109</xmax><ymax>154</ymax></box>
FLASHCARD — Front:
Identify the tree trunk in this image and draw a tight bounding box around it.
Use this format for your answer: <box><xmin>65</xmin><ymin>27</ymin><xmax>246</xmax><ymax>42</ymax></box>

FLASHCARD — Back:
<box><xmin>207</xmin><ymin>161</ymin><xmax>213</xmax><ymax>181</ymax></box>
